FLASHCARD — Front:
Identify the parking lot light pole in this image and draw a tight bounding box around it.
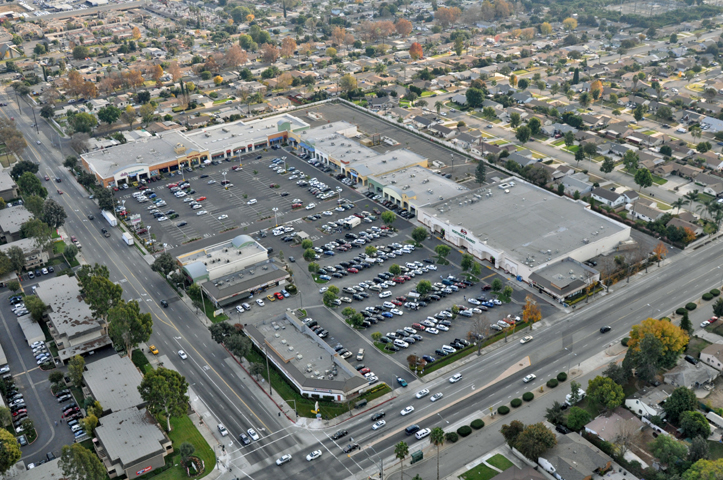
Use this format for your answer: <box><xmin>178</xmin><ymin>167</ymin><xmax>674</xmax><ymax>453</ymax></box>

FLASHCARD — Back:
<box><xmin>272</xmin><ymin>207</ymin><xmax>279</xmax><ymax>227</ymax></box>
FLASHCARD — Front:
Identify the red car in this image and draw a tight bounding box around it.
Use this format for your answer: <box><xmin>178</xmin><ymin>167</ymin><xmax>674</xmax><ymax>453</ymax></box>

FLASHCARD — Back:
<box><xmin>196</xmin><ymin>196</ymin><xmax>207</xmax><ymax>202</ymax></box>
<box><xmin>396</xmin><ymin>296</ymin><xmax>407</xmax><ymax>302</ymax></box>
<box><xmin>411</xmin><ymin>323</ymin><xmax>425</xmax><ymax>331</ymax></box>
<box><xmin>274</xmin><ymin>292</ymin><xmax>284</xmax><ymax>300</ymax></box>
<box><xmin>391</xmin><ymin>300</ymin><xmax>402</xmax><ymax>306</ymax></box>
<box><xmin>292</xmin><ymin>203</ymin><xmax>303</xmax><ymax>209</ymax></box>
<box><xmin>232</xmin><ymin>165</ymin><xmax>241</xmax><ymax>170</ymax></box>
<box><xmin>70</xmin><ymin>236</ymin><xmax>77</xmax><ymax>243</ymax></box>
<box><xmin>402</xmin><ymin>276</ymin><xmax>411</xmax><ymax>281</ymax></box>
<box><xmin>347</xmin><ymin>268</ymin><xmax>359</xmax><ymax>274</ymax></box>
<box><xmin>359</xmin><ymin>368</ymin><xmax>371</xmax><ymax>375</ymax></box>
<box><xmin>136</xmin><ymin>228</ymin><xmax>148</xmax><ymax>235</ymax></box>
<box><xmin>482</xmin><ymin>285</ymin><xmax>492</xmax><ymax>291</ymax></box>
<box><xmin>393</xmin><ymin>277</ymin><xmax>405</xmax><ymax>283</ymax></box>
<box><xmin>57</xmin><ymin>189</ymin><xmax>63</xmax><ymax>194</ymax></box>
<box><xmin>455</xmin><ymin>282</ymin><xmax>467</xmax><ymax>289</ymax></box>
<box><xmin>269</xmin><ymin>184</ymin><xmax>277</xmax><ymax>188</ymax></box>
<box><xmin>167</xmin><ymin>183</ymin><xmax>178</xmax><ymax>188</ymax></box>
<box><xmin>138</xmin><ymin>185</ymin><xmax>148</xmax><ymax>190</ymax></box>
<box><xmin>12</xmin><ymin>409</ymin><xmax>26</xmax><ymax>417</ymax></box>
<box><xmin>44</xmin><ymin>175</ymin><xmax>50</xmax><ymax>181</ymax></box>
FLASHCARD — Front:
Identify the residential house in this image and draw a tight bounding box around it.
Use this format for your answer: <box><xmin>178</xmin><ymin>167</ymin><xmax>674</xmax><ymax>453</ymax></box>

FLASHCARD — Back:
<box><xmin>591</xmin><ymin>187</ymin><xmax>626</xmax><ymax>207</ymax></box>
<box><xmin>675</xmin><ymin>163</ymin><xmax>703</xmax><ymax>178</ymax></box>
<box><xmin>700</xmin><ymin>343</ymin><xmax>723</xmax><ymax>371</ymax></box>
<box><xmin>428</xmin><ymin>124</ymin><xmax>456</xmax><ymax>139</ymax></box>
<box><xmin>450</xmin><ymin>93</ymin><xmax>467</xmax><ymax>106</ymax></box>
<box><xmin>598</xmin><ymin>142</ymin><xmax>638</xmax><ymax>157</ymax></box>
<box><xmin>0</xmin><ymin>238</ymin><xmax>49</xmax><ymax>271</ymax></box>
<box><xmin>668</xmin><ymin>217</ymin><xmax>704</xmax><ymax>236</ymax></box>
<box><xmin>663</xmin><ymin>359</ymin><xmax>718</xmax><ymax>388</ymax></box>
<box><xmin>627</xmin><ymin>200</ymin><xmax>664</xmax><ymax>222</ymax></box>
<box><xmin>538</xmin><ymin>433</ymin><xmax>613</xmax><ymax>480</ymax></box>
<box><xmin>0</xmin><ymin>206</ymin><xmax>33</xmax><ymax>243</ymax></box>
<box><xmin>584</xmin><ymin>409</ymin><xmax>644</xmax><ymax>444</ymax></box>
<box><xmin>670</xmin><ymin>145</ymin><xmax>696</xmax><ymax>161</ymax></box>
<box><xmin>559</xmin><ymin>172</ymin><xmax>594</xmax><ymax>196</ymax></box>
<box><xmin>368</xmin><ymin>96</ymin><xmax>395</xmax><ymax>110</ymax></box>
<box><xmin>654</xmin><ymin>163</ymin><xmax>676</xmax><ymax>177</ymax></box>
<box><xmin>575</xmin><ymin>131</ymin><xmax>605</xmax><ymax>145</ymax></box>
<box><xmin>541</xmin><ymin>123</ymin><xmax>578</xmax><ymax>137</ymax></box>
<box><xmin>626</xmin><ymin>132</ymin><xmax>662</xmax><ymax>148</ymax></box>
<box><xmin>693</xmin><ymin>173</ymin><xmax>723</xmax><ymax>197</ymax></box>
<box><xmin>506</xmin><ymin>151</ymin><xmax>539</xmax><ymax>168</ymax></box>
<box><xmin>0</xmin><ymin>170</ymin><xmax>18</xmax><ymax>202</ymax></box>
<box><xmin>601</xmin><ymin>123</ymin><xmax>632</xmax><ymax>139</ymax></box>
<box><xmin>625</xmin><ymin>385</ymin><xmax>671</xmax><ymax>418</ymax></box>
<box><xmin>701</xmin><ymin>117</ymin><xmax>723</xmax><ymax>133</ymax></box>
<box><xmin>510</xmin><ymin>91</ymin><xmax>533</xmax><ymax>104</ymax></box>
<box><xmin>482</xmin><ymin>99</ymin><xmax>503</xmax><ymax>111</ymax></box>
<box><xmin>694</xmin><ymin>151</ymin><xmax>723</xmax><ymax>171</ymax></box>
<box><xmin>580</xmin><ymin>114</ymin><xmax>608</xmax><ymax>130</ymax></box>
<box><xmin>411</xmin><ymin>115</ymin><xmax>435</xmax><ymax>129</ymax></box>
<box><xmin>454</xmin><ymin>132</ymin><xmax>479</xmax><ymax>150</ymax></box>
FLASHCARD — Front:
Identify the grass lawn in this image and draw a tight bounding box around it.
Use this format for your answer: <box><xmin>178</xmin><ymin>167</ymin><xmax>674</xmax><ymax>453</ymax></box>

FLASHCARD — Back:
<box><xmin>421</xmin><ymin>91</ymin><xmax>434</xmax><ymax>97</ymax></box>
<box><xmin>490</xmin><ymin>140</ymin><xmax>509</xmax><ymax>145</ymax></box>
<box><xmin>687</xmin><ymin>337</ymin><xmax>712</xmax><ymax>357</ymax></box>
<box><xmin>486</xmin><ymin>454</ymin><xmax>513</xmax><ymax>471</ymax></box>
<box><xmin>445</xmin><ymin>101</ymin><xmax>465</xmax><ymax>111</ymax></box>
<box><xmin>153</xmin><ymin>415</ymin><xmax>216</xmax><ymax>480</ymax></box>
<box><xmin>698</xmin><ymin>192</ymin><xmax>716</xmax><ymax>204</ymax></box>
<box><xmin>212</xmin><ymin>98</ymin><xmax>231</xmax><ymax>105</ymax></box>
<box><xmin>53</xmin><ymin>241</ymin><xmax>66</xmax><ymax>255</ymax></box>
<box><xmin>132</xmin><ymin>349</ymin><xmax>153</xmax><ymax>374</ymax></box>
<box><xmin>563</xmin><ymin>145</ymin><xmax>580</xmax><ymax>153</ymax></box>
<box><xmin>513</xmin><ymin>69</ymin><xmax>529</xmax><ymax>75</ymax></box>
<box><xmin>552</xmin><ymin>139</ymin><xmax>566</xmax><ymax>146</ymax></box>
<box><xmin>531</xmin><ymin>152</ymin><xmax>546</xmax><ymax>159</ymax></box>
<box><xmin>374</xmin><ymin>341</ymin><xmax>396</xmax><ymax>354</ymax></box>
<box><xmin>312</xmin><ymin>275</ymin><xmax>329</xmax><ymax>284</ymax></box>
<box><xmin>641</xmin><ymin>130</ymin><xmax>657</xmax><ymax>135</ymax></box>
<box><xmin>460</xmin><ymin>463</ymin><xmax>500</xmax><ymax>480</ymax></box>
<box><xmin>652</xmin><ymin>175</ymin><xmax>668</xmax><ymax>186</ymax></box>
<box><xmin>709</xmin><ymin>440</ymin><xmax>723</xmax><ymax>459</ymax></box>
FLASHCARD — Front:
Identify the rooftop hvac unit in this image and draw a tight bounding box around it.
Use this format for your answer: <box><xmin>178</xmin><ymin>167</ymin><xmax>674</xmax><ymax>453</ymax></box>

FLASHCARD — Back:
<box><xmin>296</xmin><ymin>354</ymin><xmax>303</xmax><ymax>360</ymax></box>
<box><xmin>288</xmin><ymin>346</ymin><xmax>294</xmax><ymax>351</ymax></box>
<box><xmin>583</xmin><ymin>238</ymin><xmax>590</xmax><ymax>244</ymax></box>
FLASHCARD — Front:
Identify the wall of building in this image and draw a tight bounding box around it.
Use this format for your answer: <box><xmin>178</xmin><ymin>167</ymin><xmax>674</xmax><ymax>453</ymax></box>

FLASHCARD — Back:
<box><xmin>125</xmin><ymin>452</ymin><xmax>167</xmax><ymax>479</ymax></box>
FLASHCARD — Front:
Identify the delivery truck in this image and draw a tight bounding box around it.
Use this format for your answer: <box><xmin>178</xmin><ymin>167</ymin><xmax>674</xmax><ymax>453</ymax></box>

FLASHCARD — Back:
<box><xmin>102</xmin><ymin>210</ymin><xmax>117</xmax><ymax>227</ymax></box>
<box><xmin>122</xmin><ymin>232</ymin><xmax>134</xmax><ymax>246</ymax></box>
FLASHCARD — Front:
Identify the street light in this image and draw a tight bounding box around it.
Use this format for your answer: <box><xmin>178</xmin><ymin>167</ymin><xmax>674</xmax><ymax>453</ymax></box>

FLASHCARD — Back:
<box><xmin>564</xmin><ymin>347</ymin><xmax>577</xmax><ymax>375</ymax></box>
<box><xmin>272</xmin><ymin>207</ymin><xmax>279</xmax><ymax>227</ymax></box>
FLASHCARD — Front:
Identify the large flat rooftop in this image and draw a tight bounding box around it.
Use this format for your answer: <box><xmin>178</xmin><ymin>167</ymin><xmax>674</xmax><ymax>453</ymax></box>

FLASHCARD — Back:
<box><xmin>421</xmin><ymin>177</ymin><xmax>628</xmax><ymax>262</ymax></box>
<box><xmin>177</xmin><ymin>234</ymin><xmax>265</xmax><ymax>266</ymax></box>
<box><xmin>82</xmin><ymin>131</ymin><xmax>205</xmax><ymax>178</ymax></box>
<box><xmin>370</xmin><ymin>165</ymin><xmax>468</xmax><ymax>206</ymax></box>
<box><xmin>95</xmin><ymin>408</ymin><xmax>168</xmax><ymax>468</ymax></box>
<box><xmin>84</xmin><ymin>356</ymin><xmax>144</xmax><ymax>413</ymax></box>
<box><xmin>186</xmin><ymin>113</ymin><xmax>309</xmax><ymax>149</ymax></box>
<box><xmin>35</xmin><ymin>276</ymin><xmax>98</xmax><ymax>339</ymax></box>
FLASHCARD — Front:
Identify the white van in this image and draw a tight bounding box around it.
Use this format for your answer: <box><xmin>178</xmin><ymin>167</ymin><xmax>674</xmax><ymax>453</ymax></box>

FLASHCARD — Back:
<box><xmin>565</xmin><ymin>388</ymin><xmax>586</xmax><ymax>406</ymax></box>
<box><xmin>393</xmin><ymin>339</ymin><xmax>409</xmax><ymax>349</ymax></box>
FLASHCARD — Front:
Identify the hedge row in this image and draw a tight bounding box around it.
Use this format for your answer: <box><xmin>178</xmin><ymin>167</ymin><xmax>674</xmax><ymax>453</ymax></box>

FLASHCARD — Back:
<box><xmin>471</xmin><ymin>419</ymin><xmax>484</xmax><ymax>430</ymax></box>
<box><xmin>511</xmin><ymin>398</ymin><xmax>522</xmax><ymax>408</ymax></box>
<box><xmin>457</xmin><ymin>425</ymin><xmax>472</xmax><ymax>437</ymax></box>
<box><xmin>498</xmin><ymin>405</ymin><xmax>510</xmax><ymax>415</ymax></box>
<box><xmin>703</xmin><ymin>293</ymin><xmax>714</xmax><ymax>301</ymax></box>
<box><xmin>547</xmin><ymin>379</ymin><xmax>559</xmax><ymax>388</ymax></box>
<box><xmin>622</xmin><ymin>337</ymin><xmax>629</xmax><ymax>347</ymax></box>
<box><xmin>557</xmin><ymin>372</ymin><xmax>567</xmax><ymax>382</ymax></box>
<box><xmin>523</xmin><ymin>392</ymin><xmax>534</xmax><ymax>402</ymax></box>
<box><xmin>676</xmin><ymin>307</ymin><xmax>687</xmax><ymax>315</ymax></box>
<box><xmin>712</xmin><ymin>289</ymin><xmax>721</xmax><ymax>297</ymax></box>
<box><xmin>445</xmin><ymin>432</ymin><xmax>458</xmax><ymax>443</ymax></box>
<box><xmin>686</xmin><ymin>303</ymin><xmax>697</xmax><ymax>311</ymax></box>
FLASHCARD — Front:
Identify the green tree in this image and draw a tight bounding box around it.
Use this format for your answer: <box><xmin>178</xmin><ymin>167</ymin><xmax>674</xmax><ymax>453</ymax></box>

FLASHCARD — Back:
<box><xmin>680</xmin><ymin>310</ymin><xmax>693</xmax><ymax>335</ymax></box>
<box><xmin>179</xmin><ymin>442</ymin><xmax>195</xmax><ymax>463</ymax></box>
<box><xmin>559</xmin><ymin>131</ymin><xmax>574</xmax><ymax>149</ymax></box>
<box><xmin>389</xmin><ymin>263</ymin><xmax>401</xmax><ymax>275</ymax></box>
<box><xmin>208</xmin><ymin>323</ymin><xmax>234</xmax><ymax>343</ymax></box>
<box><xmin>394</xmin><ymin>441</ymin><xmax>409</xmax><ymax>480</ymax></box>
<box><xmin>108</xmin><ymin>300</ymin><xmax>153</xmax><ymax>358</ymax></box>
<box><xmin>500</xmin><ymin>420</ymin><xmax>524</xmax><ymax>446</ymax></box>
<box><xmin>69</xmin><ymin>112</ymin><xmax>98</xmax><ymax>134</ymax></box>
<box><xmin>97</xmin><ymin>105</ymin><xmax>122</xmax><ymax>125</ymax></box>
<box><xmin>491</xmin><ymin>278</ymin><xmax>503</xmax><ymax>292</ymax></box>
<box><xmin>528</xmin><ymin>117</ymin><xmax>541</xmax><ymax>135</ymax></box>
<box><xmin>516</xmin><ymin>125</ymin><xmax>531</xmax><ymax>144</ymax></box>
<box><xmin>64</xmin><ymin>243</ymin><xmax>79</xmax><ymax>263</ymax></box>
<box><xmin>663</xmin><ymin>386</ymin><xmax>697</xmax><ymax>423</ymax></box>
<box><xmin>323</xmin><ymin>290</ymin><xmax>338</xmax><ymax>307</ymax></box>
<box><xmin>0</xmin><ymin>429</ymin><xmax>22</xmax><ymax>474</ymax></box>
<box><xmin>651</xmin><ymin>434</ymin><xmax>687</xmax><ymax>466</ymax></box>
<box><xmin>411</xmin><ymin>226</ymin><xmax>428</xmax><ymax>245</ymax></box>
<box><xmin>416</xmin><ymin>280</ymin><xmax>432</xmax><ymax>295</ymax></box>
<box><xmin>0</xmin><ymin>407</ymin><xmax>10</xmax><ymax>428</ymax></box>
<box><xmin>681</xmin><ymin>411</ymin><xmax>711</xmax><ymax>438</ymax></box>
<box><xmin>434</xmin><ymin>244</ymin><xmax>451</xmax><ymax>264</ymax></box>
<box><xmin>713</xmin><ymin>297</ymin><xmax>723</xmax><ymax>317</ymax></box>
<box><xmin>381</xmin><ymin>211</ymin><xmax>396</xmax><ymax>226</ymax></box>
<box><xmin>587</xmin><ymin>376</ymin><xmax>624</xmax><ymax>411</ymax></box>
<box><xmin>465</xmin><ymin>88</ymin><xmax>485</xmax><ymax>108</ymax></box>
<box><xmin>684</xmin><ymin>458</ymin><xmax>723</xmax><ymax>480</ymax></box>
<box><xmin>5</xmin><ymin>246</ymin><xmax>25</xmax><ymax>274</ymax></box>
<box><xmin>25</xmin><ymin>195</ymin><xmax>44</xmax><ymax>217</ymax></box>
<box><xmin>72</xmin><ymin>45</ymin><xmax>90</xmax><ymax>60</ymax></box>
<box><xmin>67</xmin><ymin>355</ymin><xmax>85</xmax><ymax>387</ymax></box>
<box><xmin>96</xmin><ymin>188</ymin><xmax>114</xmax><ymax>211</ymax></box>
<box><xmin>42</xmin><ymin>198</ymin><xmax>67</xmax><ymax>228</ymax></box>
<box><xmin>365</xmin><ymin>245</ymin><xmax>378</xmax><ymax>257</ymax></box>
<box><xmin>138</xmin><ymin>367</ymin><xmax>190</xmax><ymax>432</ymax></box>
<box><xmin>545</xmin><ymin>401</ymin><xmax>565</xmax><ymax>425</ymax></box>
<box><xmin>509</xmin><ymin>112</ymin><xmax>521</xmax><ymax>128</ymax></box>
<box><xmin>623</xmin><ymin>150</ymin><xmax>639</xmax><ymax>170</ymax></box>
<box><xmin>600</xmin><ymin>157</ymin><xmax>615</xmax><ymax>174</ymax></box>
<box><xmin>461</xmin><ymin>253</ymin><xmax>474</xmax><ymax>272</ymax></box>
<box><xmin>151</xmin><ymin>252</ymin><xmax>176</xmax><ymax>277</ymax></box>
<box><xmin>24</xmin><ymin>295</ymin><xmax>46</xmax><ymax>323</ymax></box>
<box><xmin>308</xmin><ymin>262</ymin><xmax>320</xmax><ymax>274</ymax></box>
<box><xmin>575</xmin><ymin>148</ymin><xmax>584</xmax><ymax>165</ymax></box>
<box><xmin>634</xmin><ymin>167</ymin><xmax>653</xmax><ymax>191</ymax></box>
<box><xmin>81</xmin><ymin>414</ymin><xmax>98</xmax><ymax>435</ymax></box>
<box><xmin>10</xmin><ymin>160</ymin><xmax>39</xmax><ymax>180</ymax></box>
<box><xmin>688</xmin><ymin>435</ymin><xmax>710</xmax><ymax>463</ymax></box>
<box><xmin>59</xmin><ymin>443</ymin><xmax>105</xmax><ymax>480</ymax></box>
<box><xmin>633</xmin><ymin>104</ymin><xmax>644</xmax><ymax>122</ymax></box>
<box><xmin>17</xmin><ymin>171</ymin><xmax>47</xmax><ymax>198</ymax></box>
<box><xmin>301</xmin><ymin>239</ymin><xmax>313</xmax><ymax>250</ymax></box>
<box><xmin>515</xmin><ymin>423</ymin><xmax>557</xmax><ymax>460</ymax></box>
<box><xmin>225</xmin><ymin>333</ymin><xmax>251</xmax><ymax>358</ymax></box>
<box><xmin>569</xmin><ymin>380</ymin><xmax>582</xmax><ymax>404</ymax></box>
<box><xmin>603</xmin><ymin>361</ymin><xmax>630</xmax><ymax>385</ymax></box>
<box><xmin>475</xmin><ymin>161</ymin><xmax>486</xmax><ymax>185</ymax></box>
<box><xmin>431</xmin><ymin>427</ymin><xmax>445</xmax><ymax>480</ymax></box>
<box><xmin>303</xmin><ymin>248</ymin><xmax>316</xmax><ymax>262</ymax></box>
<box><xmin>84</xmin><ymin>275</ymin><xmax>123</xmax><ymax>321</ymax></box>
<box><xmin>499</xmin><ymin>285</ymin><xmax>513</xmax><ymax>302</ymax></box>
<box><xmin>6</xmin><ymin>280</ymin><xmax>19</xmax><ymax>293</ymax></box>
<box><xmin>566</xmin><ymin>406</ymin><xmax>592</xmax><ymax>430</ymax></box>
<box><xmin>40</xmin><ymin>104</ymin><xmax>55</xmax><ymax>119</ymax></box>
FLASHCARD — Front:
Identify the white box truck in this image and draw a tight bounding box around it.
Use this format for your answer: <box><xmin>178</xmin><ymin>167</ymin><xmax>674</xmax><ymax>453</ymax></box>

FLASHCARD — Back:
<box><xmin>344</xmin><ymin>216</ymin><xmax>361</xmax><ymax>229</ymax></box>
<box><xmin>102</xmin><ymin>210</ymin><xmax>117</xmax><ymax>227</ymax></box>
<box><xmin>122</xmin><ymin>232</ymin><xmax>134</xmax><ymax>246</ymax></box>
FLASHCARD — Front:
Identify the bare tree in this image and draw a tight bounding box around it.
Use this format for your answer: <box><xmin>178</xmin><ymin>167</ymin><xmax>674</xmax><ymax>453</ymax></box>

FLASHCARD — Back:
<box><xmin>467</xmin><ymin>315</ymin><xmax>489</xmax><ymax>356</ymax></box>
<box><xmin>612</xmin><ymin>421</ymin><xmax>641</xmax><ymax>456</ymax></box>
<box><xmin>69</xmin><ymin>132</ymin><xmax>90</xmax><ymax>153</ymax></box>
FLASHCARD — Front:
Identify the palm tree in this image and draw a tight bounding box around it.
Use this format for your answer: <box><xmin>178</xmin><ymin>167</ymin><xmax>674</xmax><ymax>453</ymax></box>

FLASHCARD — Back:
<box><xmin>684</xmin><ymin>190</ymin><xmax>699</xmax><ymax>204</ymax></box>
<box><xmin>394</xmin><ymin>441</ymin><xmax>409</xmax><ymax>479</ymax></box>
<box><xmin>374</xmin><ymin>63</ymin><xmax>386</xmax><ymax>74</ymax></box>
<box><xmin>434</xmin><ymin>101</ymin><xmax>443</xmax><ymax>115</ymax></box>
<box><xmin>696</xmin><ymin>199</ymin><xmax>712</xmax><ymax>219</ymax></box>
<box><xmin>671</xmin><ymin>198</ymin><xmax>689</xmax><ymax>214</ymax></box>
<box><xmin>430</xmin><ymin>427</ymin><xmax>445</xmax><ymax>480</ymax></box>
<box><xmin>691</xmin><ymin>126</ymin><xmax>702</xmax><ymax>141</ymax></box>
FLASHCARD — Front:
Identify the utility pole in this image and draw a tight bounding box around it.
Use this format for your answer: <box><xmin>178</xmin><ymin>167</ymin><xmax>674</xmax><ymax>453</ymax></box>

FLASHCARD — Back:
<box><xmin>264</xmin><ymin>346</ymin><xmax>271</xmax><ymax>396</ymax></box>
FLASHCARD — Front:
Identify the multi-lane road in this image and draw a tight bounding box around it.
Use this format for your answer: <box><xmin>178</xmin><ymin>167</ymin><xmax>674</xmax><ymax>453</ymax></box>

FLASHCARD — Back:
<box><xmin>5</xmin><ymin>91</ymin><xmax>723</xmax><ymax>480</ymax></box>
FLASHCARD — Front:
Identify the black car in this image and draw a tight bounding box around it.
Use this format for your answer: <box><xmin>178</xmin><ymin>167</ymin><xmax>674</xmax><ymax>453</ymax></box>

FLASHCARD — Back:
<box><xmin>435</xmin><ymin>349</ymin><xmax>449</xmax><ymax>357</ymax></box>
<box><xmin>555</xmin><ymin>425</ymin><xmax>571</xmax><ymax>435</ymax></box>
<box><xmin>239</xmin><ymin>433</ymin><xmax>251</xmax><ymax>445</ymax></box>
<box><xmin>160</xmin><ymin>300</ymin><xmax>169</xmax><ymax>308</ymax></box>
<box><xmin>331</xmin><ymin>430</ymin><xmax>348</xmax><ymax>440</ymax></box>
<box><xmin>177</xmin><ymin>221</ymin><xmax>188</xmax><ymax>227</ymax></box>
<box><xmin>600</xmin><ymin>326</ymin><xmax>611</xmax><ymax>333</ymax></box>
<box><xmin>371</xmin><ymin>411</ymin><xmax>386</xmax><ymax>421</ymax></box>
<box><xmin>343</xmin><ymin>443</ymin><xmax>360</xmax><ymax>453</ymax></box>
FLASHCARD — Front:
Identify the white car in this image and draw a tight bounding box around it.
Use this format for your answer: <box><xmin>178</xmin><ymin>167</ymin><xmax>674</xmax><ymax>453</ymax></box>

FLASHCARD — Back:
<box><xmin>305</xmin><ymin>203</ymin><xmax>316</xmax><ymax>210</ymax></box>
<box><xmin>208</xmin><ymin>180</ymin><xmax>217</xmax><ymax>184</ymax></box>
<box><xmin>256</xmin><ymin>299</ymin><xmax>265</xmax><ymax>307</ymax></box>
<box><xmin>247</xmin><ymin>199</ymin><xmax>257</xmax><ymax>205</ymax></box>
<box><xmin>520</xmin><ymin>336</ymin><xmax>534</xmax><ymax>344</ymax></box>
<box><xmin>247</xmin><ymin>428</ymin><xmax>260</xmax><ymax>441</ymax></box>
<box><xmin>415</xmin><ymin>389</ymin><xmax>429</xmax><ymax>399</ymax></box>
<box><xmin>468</xmin><ymin>298</ymin><xmax>481</xmax><ymax>305</ymax></box>
<box><xmin>306</xmin><ymin>450</ymin><xmax>322</xmax><ymax>462</ymax></box>
<box><xmin>218</xmin><ymin>424</ymin><xmax>229</xmax><ymax>436</ymax></box>
<box><xmin>319</xmin><ymin>287</ymin><xmax>328</xmax><ymax>294</ymax></box>
<box><xmin>426</xmin><ymin>328</ymin><xmax>439</xmax><ymax>335</ymax></box>
<box><xmin>427</xmin><ymin>265</ymin><xmax>437</xmax><ymax>271</ymax></box>
<box><xmin>276</xmin><ymin>454</ymin><xmax>292</xmax><ymax>466</ymax></box>
<box><xmin>235</xmin><ymin>306</ymin><xmax>244</xmax><ymax>313</ymax></box>
<box><xmin>430</xmin><ymin>392</ymin><xmax>444</xmax><ymax>402</ymax></box>
<box><xmin>157</xmin><ymin>216</ymin><xmax>168</xmax><ymax>222</ymax></box>
<box><xmin>436</xmin><ymin>324</ymin><xmax>449</xmax><ymax>332</ymax></box>
<box><xmin>322</xmin><ymin>210</ymin><xmax>333</xmax><ymax>216</ymax></box>
<box><xmin>390</xmin><ymin>309</ymin><xmax>403</xmax><ymax>316</ymax></box>
<box><xmin>523</xmin><ymin>374</ymin><xmax>537</xmax><ymax>383</ymax></box>
<box><xmin>701</xmin><ymin>321</ymin><xmax>711</xmax><ymax>328</ymax></box>
<box><xmin>178</xmin><ymin>350</ymin><xmax>188</xmax><ymax>360</ymax></box>
<box><xmin>372</xmin><ymin>420</ymin><xmax>386</xmax><ymax>430</ymax></box>
<box><xmin>449</xmin><ymin>373</ymin><xmax>462</xmax><ymax>383</ymax></box>
<box><xmin>379</xmin><ymin>291</ymin><xmax>392</xmax><ymax>298</ymax></box>
<box><xmin>218</xmin><ymin>215</ymin><xmax>228</xmax><ymax>220</ymax></box>
<box><xmin>175</xmin><ymin>191</ymin><xmax>186</xmax><ymax>198</ymax></box>
<box><xmin>400</xmin><ymin>406</ymin><xmax>414</xmax><ymax>416</ymax></box>
<box><xmin>196</xmin><ymin>210</ymin><xmax>207</xmax><ymax>215</ymax></box>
